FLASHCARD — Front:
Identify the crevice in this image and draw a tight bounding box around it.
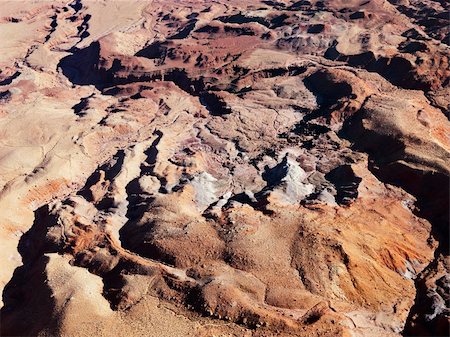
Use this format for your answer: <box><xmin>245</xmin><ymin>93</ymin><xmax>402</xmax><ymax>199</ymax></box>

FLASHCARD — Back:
<box><xmin>44</xmin><ymin>14</ymin><xmax>58</xmax><ymax>43</ymax></box>
<box><xmin>324</xmin><ymin>41</ymin><xmax>433</xmax><ymax>91</ymax></box>
<box><xmin>0</xmin><ymin>71</ymin><xmax>20</xmax><ymax>86</ymax></box>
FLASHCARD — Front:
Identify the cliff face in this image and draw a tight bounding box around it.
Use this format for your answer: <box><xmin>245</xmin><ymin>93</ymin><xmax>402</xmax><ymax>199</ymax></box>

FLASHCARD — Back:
<box><xmin>0</xmin><ymin>1</ymin><xmax>448</xmax><ymax>336</ymax></box>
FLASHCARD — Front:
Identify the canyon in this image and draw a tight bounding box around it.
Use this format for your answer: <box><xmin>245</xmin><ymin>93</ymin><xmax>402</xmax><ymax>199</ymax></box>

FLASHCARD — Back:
<box><xmin>0</xmin><ymin>1</ymin><xmax>449</xmax><ymax>336</ymax></box>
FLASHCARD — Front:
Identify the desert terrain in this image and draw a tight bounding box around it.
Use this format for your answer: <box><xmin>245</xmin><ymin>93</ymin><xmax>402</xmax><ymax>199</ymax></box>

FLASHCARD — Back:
<box><xmin>0</xmin><ymin>0</ymin><xmax>449</xmax><ymax>336</ymax></box>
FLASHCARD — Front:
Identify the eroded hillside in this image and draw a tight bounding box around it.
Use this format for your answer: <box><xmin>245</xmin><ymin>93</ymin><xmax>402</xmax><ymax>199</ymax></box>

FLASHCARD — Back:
<box><xmin>0</xmin><ymin>1</ymin><xmax>449</xmax><ymax>336</ymax></box>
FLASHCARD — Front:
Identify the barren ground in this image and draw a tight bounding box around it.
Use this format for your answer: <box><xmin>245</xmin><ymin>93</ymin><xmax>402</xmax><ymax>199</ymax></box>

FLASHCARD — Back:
<box><xmin>0</xmin><ymin>1</ymin><xmax>449</xmax><ymax>336</ymax></box>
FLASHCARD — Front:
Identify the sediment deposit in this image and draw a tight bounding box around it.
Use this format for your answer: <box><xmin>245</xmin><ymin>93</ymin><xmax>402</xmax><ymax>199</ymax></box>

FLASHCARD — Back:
<box><xmin>0</xmin><ymin>1</ymin><xmax>448</xmax><ymax>336</ymax></box>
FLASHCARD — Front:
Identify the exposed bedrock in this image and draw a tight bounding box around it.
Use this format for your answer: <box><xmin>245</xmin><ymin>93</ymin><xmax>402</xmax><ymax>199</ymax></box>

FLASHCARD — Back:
<box><xmin>1</xmin><ymin>1</ymin><xmax>449</xmax><ymax>336</ymax></box>
<box><xmin>341</xmin><ymin>93</ymin><xmax>450</xmax><ymax>336</ymax></box>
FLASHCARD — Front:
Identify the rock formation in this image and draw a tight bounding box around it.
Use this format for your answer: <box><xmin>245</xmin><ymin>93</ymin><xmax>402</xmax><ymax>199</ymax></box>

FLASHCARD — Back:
<box><xmin>0</xmin><ymin>1</ymin><xmax>448</xmax><ymax>336</ymax></box>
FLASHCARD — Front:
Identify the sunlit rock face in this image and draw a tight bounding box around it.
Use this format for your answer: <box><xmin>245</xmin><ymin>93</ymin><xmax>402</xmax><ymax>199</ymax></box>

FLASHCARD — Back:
<box><xmin>0</xmin><ymin>1</ymin><xmax>448</xmax><ymax>336</ymax></box>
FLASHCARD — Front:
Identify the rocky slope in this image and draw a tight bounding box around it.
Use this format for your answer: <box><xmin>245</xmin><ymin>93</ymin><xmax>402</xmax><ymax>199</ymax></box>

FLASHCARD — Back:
<box><xmin>0</xmin><ymin>1</ymin><xmax>448</xmax><ymax>336</ymax></box>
